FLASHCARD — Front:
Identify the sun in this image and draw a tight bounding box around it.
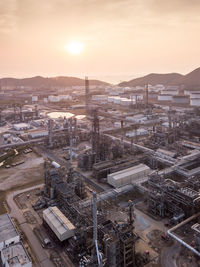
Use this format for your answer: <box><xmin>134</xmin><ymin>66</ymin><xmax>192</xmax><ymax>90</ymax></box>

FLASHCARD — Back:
<box><xmin>66</xmin><ymin>41</ymin><xmax>84</xmax><ymax>55</ymax></box>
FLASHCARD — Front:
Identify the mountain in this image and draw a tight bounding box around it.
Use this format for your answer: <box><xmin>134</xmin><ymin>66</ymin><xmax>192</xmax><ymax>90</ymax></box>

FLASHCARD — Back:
<box><xmin>119</xmin><ymin>67</ymin><xmax>200</xmax><ymax>89</ymax></box>
<box><xmin>0</xmin><ymin>76</ymin><xmax>109</xmax><ymax>88</ymax></box>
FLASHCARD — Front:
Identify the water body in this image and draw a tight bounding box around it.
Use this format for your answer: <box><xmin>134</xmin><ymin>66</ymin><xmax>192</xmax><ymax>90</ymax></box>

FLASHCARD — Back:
<box><xmin>48</xmin><ymin>112</ymin><xmax>86</xmax><ymax>120</ymax></box>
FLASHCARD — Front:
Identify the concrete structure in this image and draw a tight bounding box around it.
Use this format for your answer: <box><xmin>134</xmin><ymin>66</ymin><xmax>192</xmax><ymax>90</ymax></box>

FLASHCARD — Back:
<box><xmin>1</xmin><ymin>242</ymin><xmax>32</xmax><ymax>267</ymax></box>
<box><xmin>13</xmin><ymin>123</ymin><xmax>30</xmax><ymax>131</ymax></box>
<box><xmin>172</xmin><ymin>95</ymin><xmax>189</xmax><ymax>104</ymax></box>
<box><xmin>43</xmin><ymin>206</ymin><xmax>75</xmax><ymax>241</ymax></box>
<box><xmin>107</xmin><ymin>164</ymin><xmax>151</xmax><ymax>188</ymax></box>
<box><xmin>0</xmin><ymin>214</ymin><xmax>19</xmax><ymax>251</ymax></box>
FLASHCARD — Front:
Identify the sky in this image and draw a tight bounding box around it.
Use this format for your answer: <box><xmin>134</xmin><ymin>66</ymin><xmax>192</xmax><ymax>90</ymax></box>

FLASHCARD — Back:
<box><xmin>0</xmin><ymin>0</ymin><xmax>200</xmax><ymax>83</ymax></box>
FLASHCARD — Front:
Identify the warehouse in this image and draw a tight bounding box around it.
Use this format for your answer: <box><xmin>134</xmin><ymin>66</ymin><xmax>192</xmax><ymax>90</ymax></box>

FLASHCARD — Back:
<box><xmin>158</xmin><ymin>94</ymin><xmax>172</xmax><ymax>102</ymax></box>
<box><xmin>0</xmin><ymin>214</ymin><xmax>19</xmax><ymax>251</ymax></box>
<box><xmin>1</xmin><ymin>242</ymin><xmax>32</xmax><ymax>267</ymax></box>
<box><xmin>43</xmin><ymin>206</ymin><xmax>75</xmax><ymax>242</ymax></box>
<box><xmin>190</xmin><ymin>98</ymin><xmax>200</xmax><ymax>107</ymax></box>
<box><xmin>107</xmin><ymin>164</ymin><xmax>151</xmax><ymax>188</ymax></box>
<box><xmin>172</xmin><ymin>95</ymin><xmax>189</xmax><ymax>104</ymax></box>
<box><xmin>28</xmin><ymin>130</ymin><xmax>48</xmax><ymax>139</ymax></box>
<box><xmin>13</xmin><ymin>123</ymin><xmax>30</xmax><ymax>131</ymax></box>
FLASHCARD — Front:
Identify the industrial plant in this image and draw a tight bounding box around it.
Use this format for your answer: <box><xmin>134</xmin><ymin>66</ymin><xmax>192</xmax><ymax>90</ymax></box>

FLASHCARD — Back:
<box><xmin>0</xmin><ymin>77</ymin><xmax>200</xmax><ymax>267</ymax></box>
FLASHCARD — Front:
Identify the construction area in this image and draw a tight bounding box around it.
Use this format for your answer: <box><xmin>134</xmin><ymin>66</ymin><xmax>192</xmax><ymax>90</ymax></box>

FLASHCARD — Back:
<box><xmin>0</xmin><ymin>78</ymin><xmax>200</xmax><ymax>267</ymax></box>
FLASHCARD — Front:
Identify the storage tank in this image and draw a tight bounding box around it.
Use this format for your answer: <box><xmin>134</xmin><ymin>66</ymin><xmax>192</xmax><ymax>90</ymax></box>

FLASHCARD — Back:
<box><xmin>51</xmin><ymin>161</ymin><xmax>60</xmax><ymax>168</ymax></box>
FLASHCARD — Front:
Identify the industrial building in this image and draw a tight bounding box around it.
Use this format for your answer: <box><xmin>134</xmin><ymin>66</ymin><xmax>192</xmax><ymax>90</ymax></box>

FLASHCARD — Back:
<box><xmin>0</xmin><ymin>214</ymin><xmax>19</xmax><ymax>251</ymax></box>
<box><xmin>13</xmin><ymin>123</ymin><xmax>31</xmax><ymax>131</ymax></box>
<box><xmin>0</xmin><ymin>76</ymin><xmax>200</xmax><ymax>266</ymax></box>
<box><xmin>43</xmin><ymin>206</ymin><xmax>75</xmax><ymax>242</ymax></box>
<box><xmin>158</xmin><ymin>94</ymin><xmax>172</xmax><ymax>102</ymax></box>
<box><xmin>1</xmin><ymin>242</ymin><xmax>32</xmax><ymax>267</ymax></box>
<box><xmin>172</xmin><ymin>95</ymin><xmax>189</xmax><ymax>104</ymax></box>
<box><xmin>107</xmin><ymin>164</ymin><xmax>151</xmax><ymax>188</ymax></box>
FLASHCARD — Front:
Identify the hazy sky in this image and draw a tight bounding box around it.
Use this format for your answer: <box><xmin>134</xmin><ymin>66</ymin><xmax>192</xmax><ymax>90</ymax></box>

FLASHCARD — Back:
<box><xmin>0</xmin><ymin>0</ymin><xmax>200</xmax><ymax>82</ymax></box>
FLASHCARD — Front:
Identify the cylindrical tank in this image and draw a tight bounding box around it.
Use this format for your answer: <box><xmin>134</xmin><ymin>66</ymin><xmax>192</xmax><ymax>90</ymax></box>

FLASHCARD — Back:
<box><xmin>51</xmin><ymin>161</ymin><xmax>60</xmax><ymax>168</ymax></box>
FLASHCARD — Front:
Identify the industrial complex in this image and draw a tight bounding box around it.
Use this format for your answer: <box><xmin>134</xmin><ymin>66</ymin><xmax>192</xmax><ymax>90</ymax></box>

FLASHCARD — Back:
<box><xmin>0</xmin><ymin>77</ymin><xmax>200</xmax><ymax>267</ymax></box>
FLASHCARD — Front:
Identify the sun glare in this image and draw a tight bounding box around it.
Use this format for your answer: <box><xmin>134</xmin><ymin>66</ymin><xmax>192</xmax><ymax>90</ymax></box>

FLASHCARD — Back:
<box><xmin>66</xmin><ymin>42</ymin><xmax>84</xmax><ymax>55</ymax></box>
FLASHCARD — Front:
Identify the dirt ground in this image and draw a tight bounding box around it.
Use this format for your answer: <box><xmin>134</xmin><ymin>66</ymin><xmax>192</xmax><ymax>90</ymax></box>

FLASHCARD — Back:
<box><xmin>0</xmin><ymin>151</ymin><xmax>44</xmax><ymax>215</ymax></box>
<box><xmin>0</xmin><ymin>151</ymin><xmax>44</xmax><ymax>191</ymax></box>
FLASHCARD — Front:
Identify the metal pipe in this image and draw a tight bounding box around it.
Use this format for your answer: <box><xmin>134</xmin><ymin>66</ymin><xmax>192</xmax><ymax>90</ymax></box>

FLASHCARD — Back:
<box><xmin>193</xmin><ymin>196</ymin><xmax>200</xmax><ymax>204</ymax></box>
<box><xmin>167</xmin><ymin>212</ymin><xmax>200</xmax><ymax>257</ymax></box>
<box><xmin>93</xmin><ymin>192</ymin><xmax>102</xmax><ymax>267</ymax></box>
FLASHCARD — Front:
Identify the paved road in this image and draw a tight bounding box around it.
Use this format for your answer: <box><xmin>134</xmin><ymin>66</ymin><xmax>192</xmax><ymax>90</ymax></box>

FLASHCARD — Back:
<box><xmin>6</xmin><ymin>185</ymin><xmax>55</xmax><ymax>267</ymax></box>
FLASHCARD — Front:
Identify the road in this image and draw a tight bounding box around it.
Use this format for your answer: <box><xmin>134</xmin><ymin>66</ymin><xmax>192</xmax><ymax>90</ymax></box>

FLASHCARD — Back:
<box><xmin>6</xmin><ymin>184</ymin><xmax>55</xmax><ymax>267</ymax></box>
<box><xmin>161</xmin><ymin>242</ymin><xmax>180</xmax><ymax>267</ymax></box>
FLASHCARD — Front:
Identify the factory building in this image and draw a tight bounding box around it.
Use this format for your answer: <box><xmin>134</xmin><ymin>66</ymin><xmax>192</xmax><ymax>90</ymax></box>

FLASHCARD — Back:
<box><xmin>161</xmin><ymin>89</ymin><xmax>179</xmax><ymax>95</ymax></box>
<box><xmin>158</xmin><ymin>95</ymin><xmax>173</xmax><ymax>102</ymax></box>
<box><xmin>172</xmin><ymin>95</ymin><xmax>190</xmax><ymax>104</ymax></box>
<box><xmin>190</xmin><ymin>92</ymin><xmax>200</xmax><ymax>106</ymax></box>
<box><xmin>92</xmin><ymin>95</ymin><xmax>107</xmax><ymax>101</ymax></box>
<box><xmin>0</xmin><ymin>214</ymin><xmax>19</xmax><ymax>251</ymax></box>
<box><xmin>1</xmin><ymin>242</ymin><xmax>32</xmax><ymax>267</ymax></box>
<box><xmin>28</xmin><ymin>130</ymin><xmax>48</xmax><ymax>139</ymax></box>
<box><xmin>43</xmin><ymin>206</ymin><xmax>75</xmax><ymax>242</ymax></box>
<box><xmin>190</xmin><ymin>99</ymin><xmax>200</xmax><ymax>106</ymax></box>
<box><xmin>31</xmin><ymin>96</ymin><xmax>38</xmax><ymax>102</ymax></box>
<box><xmin>107</xmin><ymin>164</ymin><xmax>151</xmax><ymax>188</ymax></box>
<box><xmin>13</xmin><ymin>123</ymin><xmax>31</xmax><ymax>131</ymax></box>
<box><xmin>48</xmin><ymin>95</ymin><xmax>72</xmax><ymax>103</ymax></box>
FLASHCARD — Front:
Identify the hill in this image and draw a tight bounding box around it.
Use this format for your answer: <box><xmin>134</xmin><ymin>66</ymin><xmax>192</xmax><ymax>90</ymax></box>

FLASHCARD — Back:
<box><xmin>119</xmin><ymin>67</ymin><xmax>200</xmax><ymax>89</ymax></box>
<box><xmin>0</xmin><ymin>76</ymin><xmax>109</xmax><ymax>88</ymax></box>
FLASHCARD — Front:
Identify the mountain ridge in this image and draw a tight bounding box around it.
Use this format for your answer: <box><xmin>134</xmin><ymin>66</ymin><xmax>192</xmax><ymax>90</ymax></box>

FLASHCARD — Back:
<box><xmin>0</xmin><ymin>76</ymin><xmax>109</xmax><ymax>88</ymax></box>
<box><xmin>119</xmin><ymin>67</ymin><xmax>200</xmax><ymax>89</ymax></box>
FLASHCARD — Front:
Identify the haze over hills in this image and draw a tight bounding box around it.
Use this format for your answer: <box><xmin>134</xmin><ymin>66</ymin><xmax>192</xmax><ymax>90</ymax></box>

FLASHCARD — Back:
<box><xmin>0</xmin><ymin>76</ymin><xmax>109</xmax><ymax>88</ymax></box>
<box><xmin>119</xmin><ymin>67</ymin><xmax>200</xmax><ymax>89</ymax></box>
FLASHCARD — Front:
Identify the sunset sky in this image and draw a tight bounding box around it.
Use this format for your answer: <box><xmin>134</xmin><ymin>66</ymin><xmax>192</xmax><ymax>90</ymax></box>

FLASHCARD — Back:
<box><xmin>0</xmin><ymin>0</ymin><xmax>200</xmax><ymax>82</ymax></box>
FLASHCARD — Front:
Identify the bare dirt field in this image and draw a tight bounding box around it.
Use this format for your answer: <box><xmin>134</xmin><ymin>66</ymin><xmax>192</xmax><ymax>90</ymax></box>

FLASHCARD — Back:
<box><xmin>0</xmin><ymin>151</ymin><xmax>44</xmax><ymax>214</ymax></box>
<box><xmin>0</xmin><ymin>152</ymin><xmax>44</xmax><ymax>191</ymax></box>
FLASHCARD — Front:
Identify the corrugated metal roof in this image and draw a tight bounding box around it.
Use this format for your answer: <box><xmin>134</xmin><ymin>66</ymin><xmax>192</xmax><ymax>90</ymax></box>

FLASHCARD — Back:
<box><xmin>0</xmin><ymin>214</ymin><xmax>19</xmax><ymax>243</ymax></box>
<box><xmin>43</xmin><ymin>207</ymin><xmax>75</xmax><ymax>235</ymax></box>
<box><xmin>108</xmin><ymin>164</ymin><xmax>150</xmax><ymax>180</ymax></box>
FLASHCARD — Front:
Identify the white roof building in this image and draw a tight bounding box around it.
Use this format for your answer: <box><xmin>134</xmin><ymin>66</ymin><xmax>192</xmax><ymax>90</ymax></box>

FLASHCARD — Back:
<box><xmin>158</xmin><ymin>95</ymin><xmax>173</xmax><ymax>102</ymax></box>
<box><xmin>13</xmin><ymin>123</ymin><xmax>30</xmax><ymax>131</ymax></box>
<box><xmin>0</xmin><ymin>214</ymin><xmax>19</xmax><ymax>251</ymax></box>
<box><xmin>190</xmin><ymin>98</ymin><xmax>200</xmax><ymax>106</ymax></box>
<box><xmin>43</xmin><ymin>206</ymin><xmax>75</xmax><ymax>241</ymax></box>
<box><xmin>161</xmin><ymin>90</ymin><xmax>179</xmax><ymax>95</ymax></box>
<box><xmin>107</xmin><ymin>164</ymin><xmax>151</xmax><ymax>188</ymax></box>
<box><xmin>1</xmin><ymin>242</ymin><xmax>32</xmax><ymax>267</ymax></box>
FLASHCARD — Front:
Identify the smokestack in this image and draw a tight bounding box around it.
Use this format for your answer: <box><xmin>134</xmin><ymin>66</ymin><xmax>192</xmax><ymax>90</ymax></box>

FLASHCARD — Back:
<box><xmin>85</xmin><ymin>76</ymin><xmax>89</xmax><ymax>112</ymax></box>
